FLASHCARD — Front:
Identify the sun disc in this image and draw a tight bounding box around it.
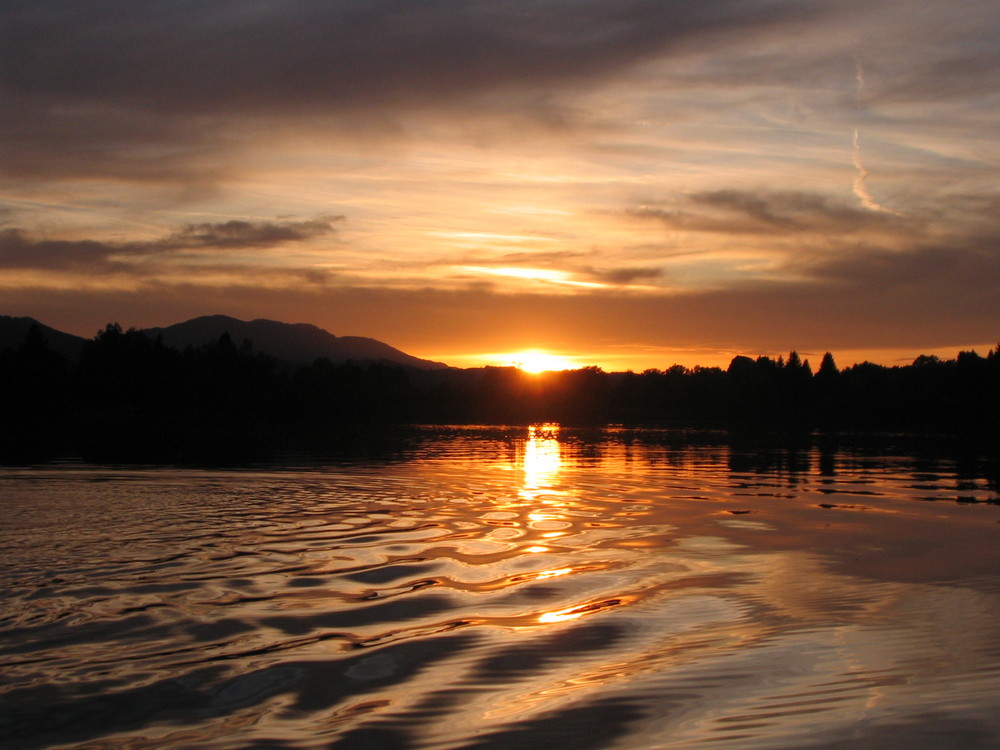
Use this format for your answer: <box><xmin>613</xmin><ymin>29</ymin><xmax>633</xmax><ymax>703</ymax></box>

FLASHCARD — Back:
<box><xmin>513</xmin><ymin>350</ymin><xmax>576</xmax><ymax>373</ymax></box>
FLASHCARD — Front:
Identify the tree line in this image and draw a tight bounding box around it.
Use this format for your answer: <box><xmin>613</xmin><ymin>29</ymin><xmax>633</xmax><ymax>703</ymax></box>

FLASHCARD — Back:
<box><xmin>2</xmin><ymin>322</ymin><xmax>998</xmax><ymax>462</ymax></box>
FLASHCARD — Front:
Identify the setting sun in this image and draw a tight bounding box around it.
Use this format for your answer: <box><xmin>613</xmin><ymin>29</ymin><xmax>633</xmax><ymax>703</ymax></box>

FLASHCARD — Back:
<box><xmin>511</xmin><ymin>350</ymin><xmax>577</xmax><ymax>373</ymax></box>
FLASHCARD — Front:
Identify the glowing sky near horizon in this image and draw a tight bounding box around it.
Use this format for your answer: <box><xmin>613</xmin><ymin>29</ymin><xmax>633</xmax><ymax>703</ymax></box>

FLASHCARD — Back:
<box><xmin>1</xmin><ymin>1</ymin><xmax>998</xmax><ymax>370</ymax></box>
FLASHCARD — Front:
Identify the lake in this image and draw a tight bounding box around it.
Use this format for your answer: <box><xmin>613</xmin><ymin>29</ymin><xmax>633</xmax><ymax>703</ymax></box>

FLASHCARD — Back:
<box><xmin>2</xmin><ymin>426</ymin><xmax>1000</xmax><ymax>749</ymax></box>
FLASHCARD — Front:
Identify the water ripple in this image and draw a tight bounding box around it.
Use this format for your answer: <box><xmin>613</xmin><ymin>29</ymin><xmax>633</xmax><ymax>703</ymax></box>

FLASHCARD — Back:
<box><xmin>2</xmin><ymin>429</ymin><xmax>1000</xmax><ymax>748</ymax></box>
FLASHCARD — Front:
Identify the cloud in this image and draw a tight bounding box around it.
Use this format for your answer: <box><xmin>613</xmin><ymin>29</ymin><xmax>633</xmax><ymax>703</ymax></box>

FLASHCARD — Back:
<box><xmin>0</xmin><ymin>0</ymin><xmax>824</xmax><ymax>182</ymax></box>
<box><xmin>793</xmin><ymin>235</ymin><xmax>1000</xmax><ymax>291</ymax></box>
<box><xmin>624</xmin><ymin>187</ymin><xmax>1000</xmax><ymax>301</ymax></box>
<box><xmin>2</xmin><ymin>1</ymin><xmax>996</xmax><ymax>189</ymax></box>
<box><xmin>628</xmin><ymin>190</ymin><xmax>910</xmax><ymax>236</ymax></box>
<box><xmin>2</xmin><ymin>1</ymin><xmax>815</xmax><ymax>111</ymax></box>
<box><xmin>158</xmin><ymin>218</ymin><xmax>341</xmax><ymax>251</ymax></box>
<box><xmin>3</xmin><ymin>1</ymin><xmax>999</xmax><ymax>367</ymax></box>
<box><xmin>586</xmin><ymin>267</ymin><xmax>664</xmax><ymax>285</ymax></box>
<box><xmin>0</xmin><ymin>229</ymin><xmax>120</xmax><ymax>272</ymax></box>
<box><xmin>0</xmin><ymin>217</ymin><xmax>340</xmax><ymax>272</ymax></box>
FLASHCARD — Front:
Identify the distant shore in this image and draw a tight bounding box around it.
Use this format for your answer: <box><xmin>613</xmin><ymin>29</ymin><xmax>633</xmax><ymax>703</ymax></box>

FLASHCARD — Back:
<box><xmin>2</xmin><ymin>323</ymin><xmax>998</xmax><ymax>464</ymax></box>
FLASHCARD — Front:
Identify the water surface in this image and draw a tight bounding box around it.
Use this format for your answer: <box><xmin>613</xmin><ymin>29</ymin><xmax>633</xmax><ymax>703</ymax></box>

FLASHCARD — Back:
<box><xmin>3</xmin><ymin>427</ymin><xmax>1000</xmax><ymax>749</ymax></box>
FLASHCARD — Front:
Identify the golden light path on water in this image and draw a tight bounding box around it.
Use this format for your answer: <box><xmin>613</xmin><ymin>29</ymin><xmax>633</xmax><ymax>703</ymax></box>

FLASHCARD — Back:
<box><xmin>2</xmin><ymin>428</ymin><xmax>1000</xmax><ymax>749</ymax></box>
<box><xmin>396</xmin><ymin>428</ymin><xmax>1000</xmax><ymax>749</ymax></box>
<box><xmin>520</xmin><ymin>424</ymin><xmax>587</xmax><ymax>622</ymax></box>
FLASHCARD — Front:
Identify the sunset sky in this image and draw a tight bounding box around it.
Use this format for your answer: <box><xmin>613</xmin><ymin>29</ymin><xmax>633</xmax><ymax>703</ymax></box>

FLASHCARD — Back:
<box><xmin>2</xmin><ymin>0</ymin><xmax>999</xmax><ymax>371</ymax></box>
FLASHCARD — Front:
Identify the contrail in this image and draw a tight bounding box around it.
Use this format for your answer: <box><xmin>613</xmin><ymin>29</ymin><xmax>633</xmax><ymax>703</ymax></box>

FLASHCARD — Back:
<box><xmin>851</xmin><ymin>57</ymin><xmax>902</xmax><ymax>215</ymax></box>
<box><xmin>854</xmin><ymin>55</ymin><xmax>865</xmax><ymax>107</ymax></box>
<box><xmin>852</xmin><ymin>128</ymin><xmax>887</xmax><ymax>212</ymax></box>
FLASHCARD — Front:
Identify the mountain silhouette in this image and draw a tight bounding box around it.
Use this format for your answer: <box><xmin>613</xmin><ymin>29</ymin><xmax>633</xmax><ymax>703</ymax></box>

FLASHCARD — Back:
<box><xmin>140</xmin><ymin>315</ymin><xmax>449</xmax><ymax>369</ymax></box>
<box><xmin>0</xmin><ymin>316</ymin><xmax>87</xmax><ymax>361</ymax></box>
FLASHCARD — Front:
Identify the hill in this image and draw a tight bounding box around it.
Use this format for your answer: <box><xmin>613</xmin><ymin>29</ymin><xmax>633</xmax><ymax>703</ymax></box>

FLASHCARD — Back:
<box><xmin>0</xmin><ymin>316</ymin><xmax>87</xmax><ymax>362</ymax></box>
<box><xmin>140</xmin><ymin>315</ymin><xmax>449</xmax><ymax>370</ymax></box>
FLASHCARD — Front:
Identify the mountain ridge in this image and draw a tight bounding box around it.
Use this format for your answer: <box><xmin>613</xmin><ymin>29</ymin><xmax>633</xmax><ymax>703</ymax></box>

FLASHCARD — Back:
<box><xmin>0</xmin><ymin>315</ymin><xmax>88</xmax><ymax>362</ymax></box>
<box><xmin>142</xmin><ymin>315</ymin><xmax>449</xmax><ymax>370</ymax></box>
<box><xmin>1</xmin><ymin>314</ymin><xmax>449</xmax><ymax>370</ymax></box>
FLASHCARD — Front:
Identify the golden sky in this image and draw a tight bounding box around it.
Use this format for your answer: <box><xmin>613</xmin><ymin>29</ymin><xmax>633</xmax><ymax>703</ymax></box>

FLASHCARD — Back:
<box><xmin>2</xmin><ymin>1</ymin><xmax>998</xmax><ymax>370</ymax></box>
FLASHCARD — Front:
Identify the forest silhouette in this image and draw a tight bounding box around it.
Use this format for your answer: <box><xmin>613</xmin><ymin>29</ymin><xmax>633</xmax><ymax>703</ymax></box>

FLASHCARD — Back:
<box><xmin>2</xmin><ymin>322</ymin><xmax>998</xmax><ymax>462</ymax></box>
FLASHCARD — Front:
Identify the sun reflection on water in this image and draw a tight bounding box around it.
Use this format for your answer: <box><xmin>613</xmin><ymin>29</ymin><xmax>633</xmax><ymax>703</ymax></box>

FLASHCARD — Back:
<box><xmin>5</xmin><ymin>435</ymin><xmax>1000</xmax><ymax>749</ymax></box>
<box><xmin>535</xmin><ymin>567</ymin><xmax>573</xmax><ymax>580</ymax></box>
<box><xmin>513</xmin><ymin>425</ymin><xmax>625</xmax><ymax>627</ymax></box>
<box><xmin>537</xmin><ymin>607</ymin><xmax>587</xmax><ymax>624</ymax></box>
<box><xmin>520</xmin><ymin>423</ymin><xmax>562</xmax><ymax>498</ymax></box>
<box><xmin>517</xmin><ymin>424</ymin><xmax>567</xmax><ymax>557</ymax></box>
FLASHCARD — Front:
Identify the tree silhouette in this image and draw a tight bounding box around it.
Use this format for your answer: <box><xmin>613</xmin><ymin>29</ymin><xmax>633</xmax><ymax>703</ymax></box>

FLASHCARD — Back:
<box><xmin>4</xmin><ymin>322</ymin><xmax>999</xmax><ymax>463</ymax></box>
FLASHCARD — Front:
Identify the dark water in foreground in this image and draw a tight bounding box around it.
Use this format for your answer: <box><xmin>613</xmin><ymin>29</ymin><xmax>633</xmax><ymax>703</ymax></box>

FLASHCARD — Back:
<box><xmin>2</xmin><ymin>427</ymin><xmax>1000</xmax><ymax>749</ymax></box>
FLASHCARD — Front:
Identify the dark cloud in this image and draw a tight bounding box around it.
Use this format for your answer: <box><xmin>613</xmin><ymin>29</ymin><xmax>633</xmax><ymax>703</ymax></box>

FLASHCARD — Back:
<box><xmin>159</xmin><ymin>217</ymin><xmax>341</xmax><ymax>250</ymax></box>
<box><xmin>1</xmin><ymin>1</ymin><xmax>812</xmax><ymax>109</ymax></box>
<box><xmin>629</xmin><ymin>190</ymin><xmax>910</xmax><ymax>236</ymax></box>
<box><xmin>587</xmin><ymin>266</ymin><xmax>663</xmax><ymax>285</ymax></box>
<box><xmin>0</xmin><ymin>0</ymin><xmax>822</xmax><ymax>181</ymax></box>
<box><xmin>1</xmin><ymin>2</ymin><xmax>995</xmax><ymax>188</ymax></box>
<box><xmin>861</xmin><ymin>4</ymin><xmax>1000</xmax><ymax>105</ymax></box>
<box><xmin>627</xmin><ymin>187</ymin><xmax>1000</xmax><ymax>314</ymax></box>
<box><xmin>0</xmin><ymin>229</ymin><xmax>121</xmax><ymax>272</ymax></box>
<box><xmin>793</xmin><ymin>236</ymin><xmax>1000</xmax><ymax>292</ymax></box>
<box><xmin>0</xmin><ymin>217</ymin><xmax>339</xmax><ymax>271</ymax></box>
<box><xmin>662</xmin><ymin>1</ymin><xmax>1000</xmax><ymax>103</ymax></box>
